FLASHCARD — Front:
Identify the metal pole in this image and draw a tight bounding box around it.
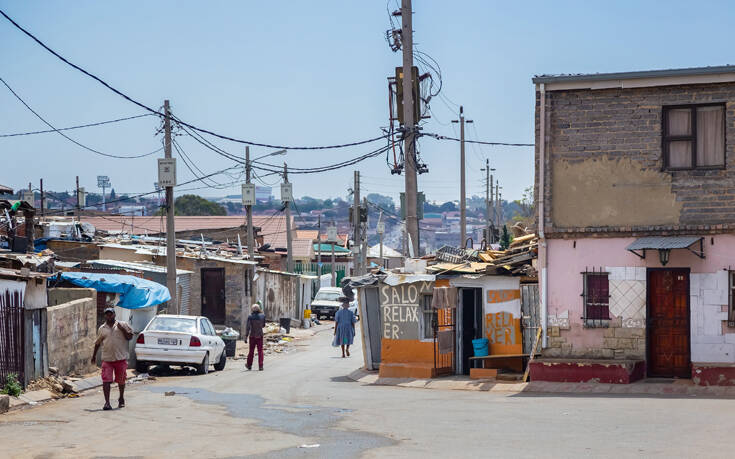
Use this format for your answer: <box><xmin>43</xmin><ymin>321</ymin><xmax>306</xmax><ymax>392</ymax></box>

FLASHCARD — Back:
<box><xmin>401</xmin><ymin>0</ymin><xmax>419</xmax><ymax>257</ymax></box>
<box><xmin>102</xmin><ymin>183</ymin><xmax>106</xmax><ymax>212</ymax></box>
<box><xmin>246</xmin><ymin>146</ymin><xmax>255</xmax><ymax>308</ymax></box>
<box><xmin>164</xmin><ymin>100</ymin><xmax>178</xmax><ymax>313</ymax></box>
<box><xmin>489</xmin><ymin>172</ymin><xmax>494</xmax><ymax>242</ymax></box>
<box><xmin>284</xmin><ymin>163</ymin><xmax>293</xmax><ymax>273</ymax></box>
<box><xmin>353</xmin><ymin>171</ymin><xmax>361</xmax><ymax>275</ymax></box>
<box><xmin>460</xmin><ymin>106</ymin><xmax>466</xmax><ymax>247</ymax></box>
<box><xmin>378</xmin><ymin>211</ymin><xmax>384</xmax><ymax>268</ymax></box>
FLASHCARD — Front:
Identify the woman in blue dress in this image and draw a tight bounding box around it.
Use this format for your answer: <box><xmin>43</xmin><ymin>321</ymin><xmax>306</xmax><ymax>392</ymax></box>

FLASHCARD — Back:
<box><xmin>334</xmin><ymin>299</ymin><xmax>357</xmax><ymax>358</ymax></box>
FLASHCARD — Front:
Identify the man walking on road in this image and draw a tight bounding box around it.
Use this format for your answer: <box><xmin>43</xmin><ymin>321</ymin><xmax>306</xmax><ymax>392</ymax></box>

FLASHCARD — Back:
<box><xmin>91</xmin><ymin>307</ymin><xmax>133</xmax><ymax>411</ymax></box>
<box><xmin>244</xmin><ymin>304</ymin><xmax>266</xmax><ymax>371</ymax></box>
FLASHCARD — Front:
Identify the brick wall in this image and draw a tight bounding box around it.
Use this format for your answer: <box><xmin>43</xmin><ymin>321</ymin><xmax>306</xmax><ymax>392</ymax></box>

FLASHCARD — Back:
<box><xmin>535</xmin><ymin>82</ymin><xmax>735</xmax><ymax>236</ymax></box>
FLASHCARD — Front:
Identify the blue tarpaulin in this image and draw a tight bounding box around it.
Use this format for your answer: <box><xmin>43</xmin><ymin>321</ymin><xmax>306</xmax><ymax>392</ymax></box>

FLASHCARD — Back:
<box><xmin>59</xmin><ymin>272</ymin><xmax>171</xmax><ymax>309</ymax></box>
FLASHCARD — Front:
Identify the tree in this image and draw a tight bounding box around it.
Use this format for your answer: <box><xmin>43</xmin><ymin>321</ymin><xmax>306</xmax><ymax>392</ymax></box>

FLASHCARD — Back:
<box><xmin>511</xmin><ymin>185</ymin><xmax>535</xmax><ymax>228</ymax></box>
<box><xmin>157</xmin><ymin>194</ymin><xmax>227</xmax><ymax>216</ymax></box>
<box><xmin>109</xmin><ymin>188</ymin><xmax>116</xmax><ymax>200</ymax></box>
<box><xmin>500</xmin><ymin>224</ymin><xmax>513</xmax><ymax>250</ymax></box>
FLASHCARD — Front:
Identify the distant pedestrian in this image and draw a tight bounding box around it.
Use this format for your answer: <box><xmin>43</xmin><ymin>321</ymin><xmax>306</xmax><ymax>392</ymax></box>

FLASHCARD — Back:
<box><xmin>334</xmin><ymin>298</ymin><xmax>357</xmax><ymax>358</ymax></box>
<box><xmin>91</xmin><ymin>307</ymin><xmax>133</xmax><ymax>411</ymax></box>
<box><xmin>245</xmin><ymin>304</ymin><xmax>266</xmax><ymax>371</ymax></box>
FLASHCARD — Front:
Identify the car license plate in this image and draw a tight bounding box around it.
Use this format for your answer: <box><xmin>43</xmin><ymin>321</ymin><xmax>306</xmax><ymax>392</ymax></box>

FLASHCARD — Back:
<box><xmin>158</xmin><ymin>338</ymin><xmax>178</xmax><ymax>345</ymax></box>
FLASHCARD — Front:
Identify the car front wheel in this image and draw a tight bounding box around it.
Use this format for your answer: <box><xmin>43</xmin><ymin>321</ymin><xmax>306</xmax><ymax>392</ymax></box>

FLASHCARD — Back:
<box><xmin>135</xmin><ymin>361</ymin><xmax>148</xmax><ymax>373</ymax></box>
<box><xmin>197</xmin><ymin>353</ymin><xmax>209</xmax><ymax>375</ymax></box>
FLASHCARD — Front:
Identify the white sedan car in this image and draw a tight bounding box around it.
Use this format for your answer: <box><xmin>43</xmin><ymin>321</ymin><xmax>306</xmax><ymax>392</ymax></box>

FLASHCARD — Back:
<box><xmin>134</xmin><ymin>315</ymin><xmax>226</xmax><ymax>375</ymax></box>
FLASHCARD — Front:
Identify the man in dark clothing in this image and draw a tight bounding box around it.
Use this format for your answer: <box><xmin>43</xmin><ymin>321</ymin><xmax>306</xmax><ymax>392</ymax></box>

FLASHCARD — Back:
<box><xmin>245</xmin><ymin>304</ymin><xmax>266</xmax><ymax>370</ymax></box>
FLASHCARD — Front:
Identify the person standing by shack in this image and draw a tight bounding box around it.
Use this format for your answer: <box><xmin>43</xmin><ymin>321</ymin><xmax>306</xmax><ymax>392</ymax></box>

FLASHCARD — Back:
<box><xmin>334</xmin><ymin>298</ymin><xmax>357</xmax><ymax>358</ymax></box>
<box><xmin>244</xmin><ymin>304</ymin><xmax>266</xmax><ymax>371</ymax></box>
<box><xmin>91</xmin><ymin>307</ymin><xmax>133</xmax><ymax>411</ymax></box>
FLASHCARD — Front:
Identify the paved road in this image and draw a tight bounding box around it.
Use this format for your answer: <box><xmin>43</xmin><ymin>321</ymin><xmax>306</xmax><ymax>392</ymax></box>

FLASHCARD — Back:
<box><xmin>2</xmin><ymin>324</ymin><xmax>735</xmax><ymax>458</ymax></box>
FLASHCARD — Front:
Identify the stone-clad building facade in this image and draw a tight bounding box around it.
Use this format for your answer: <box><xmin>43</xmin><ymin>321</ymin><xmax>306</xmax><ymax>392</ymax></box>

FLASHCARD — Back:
<box><xmin>532</xmin><ymin>66</ymin><xmax>735</xmax><ymax>385</ymax></box>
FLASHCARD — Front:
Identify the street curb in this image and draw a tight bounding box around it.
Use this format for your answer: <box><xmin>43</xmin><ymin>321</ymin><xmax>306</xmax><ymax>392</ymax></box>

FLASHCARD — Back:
<box><xmin>4</xmin><ymin>369</ymin><xmax>139</xmax><ymax>413</ymax></box>
<box><xmin>345</xmin><ymin>367</ymin><xmax>735</xmax><ymax>397</ymax></box>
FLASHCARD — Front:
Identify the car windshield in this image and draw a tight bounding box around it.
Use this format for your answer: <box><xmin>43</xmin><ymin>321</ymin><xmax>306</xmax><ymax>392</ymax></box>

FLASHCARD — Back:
<box><xmin>148</xmin><ymin>317</ymin><xmax>197</xmax><ymax>333</ymax></box>
<box><xmin>315</xmin><ymin>291</ymin><xmax>341</xmax><ymax>302</ymax></box>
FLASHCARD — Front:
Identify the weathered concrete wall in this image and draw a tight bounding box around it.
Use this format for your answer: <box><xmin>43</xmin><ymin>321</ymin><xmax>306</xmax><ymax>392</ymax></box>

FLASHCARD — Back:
<box><xmin>48</xmin><ymin>288</ymin><xmax>96</xmax><ymax>306</ymax></box>
<box><xmin>98</xmin><ymin>245</ymin><xmax>156</xmax><ymax>263</ymax></box>
<box><xmin>46</xmin><ymin>296</ymin><xmax>97</xmax><ymax>376</ymax></box>
<box><xmin>546</xmin><ymin>237</ymin><xmax>735</xmax><ymax>363</ymax></box>
<box><xmin>255</xmin><ymin>270</ymin><xmax>301</xmax><ymax>321</ymax></box>
<box><xmin>535</xmin><ymin>83</ymin><xmax>735</xmax><ymax>235</ymax></box>
<box><xmin>47</xmin><ymin>240</ymin><xmax>100</xmax><ymax>263</ymax></box>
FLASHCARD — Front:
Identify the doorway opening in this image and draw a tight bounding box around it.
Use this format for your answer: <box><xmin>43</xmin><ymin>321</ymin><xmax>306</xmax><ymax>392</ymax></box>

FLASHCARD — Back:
<box><xmin>201</xmin><ymin>268</ymin><xmax>226</xmax><ymax>325</ymax></box>
<box><xmin>458</xmin><ymin>287</ymin><xmax>483</xmax><ymax>375</ymax></box>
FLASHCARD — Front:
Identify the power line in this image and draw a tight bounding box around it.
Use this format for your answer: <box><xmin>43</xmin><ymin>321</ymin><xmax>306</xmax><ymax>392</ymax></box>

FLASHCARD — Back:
<box><xmin>424</xmin><ymin>132</ymin><xmax>534</xmax><ymax>147</ymax></box>
<box><xmin>0</xmin><ymin>113</ymin><xmax>152</xmax><ymax>137</ymax></box>
<box><xmin>0</xmin><ymin>76</ymin><xmax>163</xmax><ymax>159</ymax></box>
<box><xmin>0</xmin><ymin>9</ymin><xmax>390</xmax><ymax>151</ymax></box>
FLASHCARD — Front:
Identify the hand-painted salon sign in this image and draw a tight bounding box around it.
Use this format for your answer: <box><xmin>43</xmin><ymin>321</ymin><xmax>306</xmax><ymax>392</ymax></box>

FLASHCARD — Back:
<box><xmin>485</xmin><ymin>287</ymin><xmax>522</xmax><ymax>353</ymax></box>
<box><xmin>380</xmin><ymin>281</ymin><xmax>432</xmax><ymax>340</ymax></box>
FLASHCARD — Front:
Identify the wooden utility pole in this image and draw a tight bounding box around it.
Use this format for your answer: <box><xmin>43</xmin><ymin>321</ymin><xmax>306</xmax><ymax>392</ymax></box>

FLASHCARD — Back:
<box><xmin>377</xmin><ymin>211</ymin><xmax>384</xmax><ymax>268</ymax></box>
<box><xmin>401</xmin><ymin>0</ymin><xmax>419</xmax><ymax>257</ymax></box>
<box><xmin>362</xmin><ymin>197</ymin><xmax>369</xmax><ymax>272</ymax></box>
<box><xmin>163</xmin><ymin>100</ymin><xmax>178</xmax><ymax>313</ymax></box>
<box><xmin>245</xmin><ymin>146</ymin><xmax>255</xmax><ymax>307</ymax></box>
<box><xmin>316</xmin><ymin>214</ymin><xmax>322</xmax><ymax>277</ymax></box>
<box><xmin>452</xmin><ymin>106</ymin><xmax>472</xmax><ymax>247</ymax></box>
<box><xmin>283</xmin><ymin>163</ymin><xmax>294</xmax><ymax>273</ymax></box>
<box><xmin>39</xmin><ymin>179</ymin><xmax>44</xmax><ymax>217</ymax></box>
<box><xmin>352</xmin><ymin>171</ymin><xmax>361</xmax><ymax>275</ymax></box>
<box><xmin>330</xmin><ymin>222</ymin><xmax>336</xmax><ymax>287</ymax></box>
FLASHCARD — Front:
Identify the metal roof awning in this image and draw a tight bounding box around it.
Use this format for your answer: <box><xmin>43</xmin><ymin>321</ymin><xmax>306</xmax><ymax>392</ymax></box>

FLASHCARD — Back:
<box><xmin>626</xmin><ymin>236</ymin><xmax>705</xmax><ymax>262</ymax></box>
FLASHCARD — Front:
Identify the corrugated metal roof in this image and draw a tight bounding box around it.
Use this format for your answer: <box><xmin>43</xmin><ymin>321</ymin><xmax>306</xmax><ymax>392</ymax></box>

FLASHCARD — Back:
<box><xmin>533</xmin><ymin>65</ymin><xmax>735</xmax><ymax>84</ymax></box>
<box><xmin>626</xmin><ymin>236</ymin><xmax>702</xmax><ymax>251</ymax></box>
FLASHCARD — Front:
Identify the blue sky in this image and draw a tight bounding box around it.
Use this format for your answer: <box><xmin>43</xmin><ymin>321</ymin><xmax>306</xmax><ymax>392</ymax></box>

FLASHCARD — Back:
<box><xmin>2</xmin><ymin>1</ymin><xmax>735</xmax><ymax>204</ymax></box>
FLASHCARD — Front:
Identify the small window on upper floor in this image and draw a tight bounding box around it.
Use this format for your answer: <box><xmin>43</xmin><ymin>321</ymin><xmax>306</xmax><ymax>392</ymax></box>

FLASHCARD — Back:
<box><xmin>663</xmin><ymin>104</ymin><xmax>725</xmax><ymax>170</ymax></box>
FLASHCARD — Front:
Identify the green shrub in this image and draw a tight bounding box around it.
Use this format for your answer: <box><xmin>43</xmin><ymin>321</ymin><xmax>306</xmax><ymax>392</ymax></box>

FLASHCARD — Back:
<box><xmin>1</xmin><ymin>373</ymin><xmax>22</xmax><ymax>397</ymax></box>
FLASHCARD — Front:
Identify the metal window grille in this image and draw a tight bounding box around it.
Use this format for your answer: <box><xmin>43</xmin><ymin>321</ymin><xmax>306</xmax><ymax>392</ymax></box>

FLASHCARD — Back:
<box><xmin>0</xmin><ymin>289</ymin><xmax>24</xmax><ymax>387</ymax></box>
<box><xmin>581</xmin><ymin>267</ymin><xmax>610</xmax><ymax>328</ymax></box>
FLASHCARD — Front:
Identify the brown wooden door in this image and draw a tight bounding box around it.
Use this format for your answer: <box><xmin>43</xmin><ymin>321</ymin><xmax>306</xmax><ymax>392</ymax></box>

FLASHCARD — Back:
<box><xmin>648</xmin><ymin>269</ymin><xmax>690</xmax><ymax>378</ymax></box>
<box><xmin>201</xmin><ymin>268</ymin><xmax>226</xmax><ymax>325</ymax></box>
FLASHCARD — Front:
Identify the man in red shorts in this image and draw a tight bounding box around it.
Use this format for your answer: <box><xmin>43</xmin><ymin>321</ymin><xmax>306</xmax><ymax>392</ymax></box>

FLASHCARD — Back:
<box><xmin>91</xmin><ymin>307</ymin><xmax>133</xmax><ymax>411</ymax></box>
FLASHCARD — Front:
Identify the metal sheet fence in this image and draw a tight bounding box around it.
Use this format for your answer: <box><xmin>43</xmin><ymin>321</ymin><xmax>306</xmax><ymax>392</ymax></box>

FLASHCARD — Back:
<box><xmin>521</xmin><ymin>284</ymin><xmax>541</xmax><ymax>354</ymax></box>
<box><xmin>0</xmin><ymin>290</ymin><xmax>24</xmax><ymax>387</ymax></box>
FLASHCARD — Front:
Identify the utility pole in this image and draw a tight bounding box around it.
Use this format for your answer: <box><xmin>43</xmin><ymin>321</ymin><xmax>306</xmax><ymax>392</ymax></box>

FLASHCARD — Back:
<box><xmin>329</xmin><ymin>222</ymin><xmax>337</xmax><ymax>287</ymax></box>
<box><xmin>400</xmin><ymin>0</ymin><xmax>419</xmax><ymax>257</ymax></box>
<box><xmin>39</xmin><ymin>179</ymin><xmax>44</xmax><ymax>217</ymax></box>
<box><xmin>245</xmin><ymin>147</ymin><xmax>255</xmax><ymax>308</ymax></box>
<box><xmin>495</xmin><ymin>181</ymin><xmax>500</xmax><ymax>228</ymax></box>
<box><xmin>75</xmin><ymin>176</ymin><xmax>80</xmax><ymax>215</ymax></box>
<box><xmin>452</xmin><ymin>106</ymin><xmax>472</xmax><ymax>247</ymax></box>
<box><xmin>283</xmin><ymin>163</ymin><xmax>294</xmax><ymax>273</ymax></box>
<box><xmin>317</xmin><ymin>214</ymin><xmax>322</xmax><ymax>277</ymax></box>
<box><xmin>362</xmin><ymin>197</ymin><xmax>369</xmax><ymax>272</ymax></box>
<box><xmin>163</xmin><ymin>100</ymin><xmax>178</xmax><ymax>313</ymax></box>
<box><xmin>352</xmin><ymin>171</ymin><xmax>361</xmax><ymax>275</ymax></box>
<box><xmin>377</xmin><ymin>211</ymin><xmax>385</xmax><ymax>268</ymax></box>
<box><xmin>483</xmin><ymin>159</ymin><xmax>490</xmax><ymax>243</ymax></box>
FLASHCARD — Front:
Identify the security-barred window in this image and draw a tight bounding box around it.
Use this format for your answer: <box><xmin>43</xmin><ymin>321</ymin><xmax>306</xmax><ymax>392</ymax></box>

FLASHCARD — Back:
<box><xmin>420</xmin><ymin>295</ymin><xmax>436</xmax><ymax>340</ymax></box>
<box><xmin>582</xmin><ymin>272</ymin><xmax>610</xmax><ymax>327</ymax></box>
<box><xmin>663</xmin><ymin>104</ymin><xmax>725</xmax><ymax>170</ymax></box>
